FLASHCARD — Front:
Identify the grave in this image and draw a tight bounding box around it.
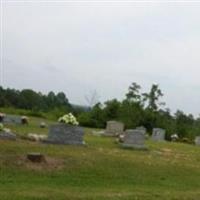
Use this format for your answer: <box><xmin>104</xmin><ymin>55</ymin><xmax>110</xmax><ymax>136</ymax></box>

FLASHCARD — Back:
<box><xmin>122</xmin><ymin>129</ymin><xmax>147</xmax><ymax>149</ymax></box>
<box><xmin>105</xmin><ymin>121</ymin><xmax>124</xmax><ymax>136</ymax></box>
<box><xmin>44</xmin><ymin>124</ymin><xmax>84</xmax><ymax>145</ymax></box>
<box><xmin>136</xmin><ymin>126</ymin><xmax>147</xmax><ymax>134</ymax></box>
<box><xmin>152</xmin><ymin>128</ymin><xmax>166</xmax><ymax>141</ymax></box>
<box><xmin>0</xmin><ymin>129</ymin><xmax>16</xmax><ymax>140</ymax></box>
<box><xmin>195</xmin><ymin>136</ymin><xmax>200</xmax><ymax>146</ymax></box>
<box><xmin>2</xmin><ymin>115</ymin><xmax>21</xmax><ymax>124</ymax></box>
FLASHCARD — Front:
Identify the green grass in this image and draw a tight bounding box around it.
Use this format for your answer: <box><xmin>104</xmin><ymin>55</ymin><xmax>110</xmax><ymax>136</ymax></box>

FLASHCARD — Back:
<box><xmin>0</xmin><ymin>115</ymin><xmax>200</xmax><ymax>199</ymax></box>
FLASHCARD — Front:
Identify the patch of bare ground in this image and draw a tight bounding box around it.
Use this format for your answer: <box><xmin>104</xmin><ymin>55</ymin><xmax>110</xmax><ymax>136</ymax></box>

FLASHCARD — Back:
<box><xmin>16</xmin><ymin>155</ymin><xmax>65</xmax><ymax>171</ymax></box>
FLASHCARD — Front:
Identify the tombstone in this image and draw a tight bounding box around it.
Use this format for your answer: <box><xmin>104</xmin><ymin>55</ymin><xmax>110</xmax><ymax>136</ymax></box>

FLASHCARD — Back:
<box><xmin>0</xmin><ymin>129</ymin><xmax>16</xmax><ymax>140</ymax></box>
<box><xmin>2</xmin><ymin>115</ymin><xmax>21</xmax><ymax>124</ymax></box>
<box><xmin>105</xmin><ymin>121</ymin><xmax>124</xmax><ymax>136</ymax></box>
<box><xmin>122</xmin><ymin>129</ymin><xmax>147</xmax><ymax>149</ymax></box>
<box><xmin>44</xmin><ymin>124</ymin><xmax>84</xmax><ymax>145</ymax></box>
<box><xmin>195</xmin><ymin>136</ymin><xmax>200</xmax><ymax>146</ymax></box>
<box><xmin>152</xmin><ymin>128</ymin><xmax>166</xmax><ymax>141</ymax></box>
<box><xmin>136</xmin><ymin>126</ymin><xmax>147</xmax><ymax>135</ymax></box>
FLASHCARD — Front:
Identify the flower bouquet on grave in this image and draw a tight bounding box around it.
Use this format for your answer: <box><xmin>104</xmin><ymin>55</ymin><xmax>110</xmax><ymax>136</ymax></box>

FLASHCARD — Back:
<box><xmin>58</xmin><ymin>113</ymin><xmax>79</xmax><ymax>126</ymax></box>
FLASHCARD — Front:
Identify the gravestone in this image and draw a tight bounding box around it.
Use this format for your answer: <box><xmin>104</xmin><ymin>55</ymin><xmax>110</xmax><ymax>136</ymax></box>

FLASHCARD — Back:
<box><xmin>152</xmin><ymin>128</ymin><xmax>166</xmax><ymax>141</ymax></box>
<box><xmin>0</xmin><ymin>130</ymin><xmax>16</xmax><ymax>140</ymax></box>
<box><xmin>136</xmin><ymin>126</ymin><xmax>147</xmax><ymax>135</ymax></box>
<box><xmin>44</xmin><ymin>124</ymin><xmax>84</xmax><ymax>145</ymax></box>
<box><xmin>105</xmin><ymin>121</ymin><xmax>124</xmax><ymax>136</ymax></box>
<box><xmin>122</xmin><ymin>129</ymin><xmax>147</xmax><ymax>149</ymax></box>
<box><xmin>195</xmin><ymin>136</ymin><xmax>200</xmax><ymax>146</ymax></box>
<box><xmin>2</xmin><ymin>115</ymin><xmax>21</xmax><ymax>124</ymax></box>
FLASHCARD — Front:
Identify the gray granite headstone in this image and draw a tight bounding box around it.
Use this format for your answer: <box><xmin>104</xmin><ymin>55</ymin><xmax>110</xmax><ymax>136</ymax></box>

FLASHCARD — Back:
<box><xmin>44</xmin><ymin>124</ymin><xmax>84</xmax><ymax>145</ymax></box>
<box><xmin>122</xmin><ymin>129</ymin><xmax>147</xmax><ymax>149</ymax></box>
<box><xmin>2</xmin><ymin>115</ymin><xmax>21</xmax><ymax>124</ymax></box>
<box><xmin>136</xmin><ymin>126</ymin><xmax>147</xmax><ymax>135</ymax></box>
<box><xmin>105</xmin><ymin>121</ymin><xmax>124</xmax><ymax>136</ymax></box>
<box><xmin>195</xmin><ymin>136</ymin><xmax>200</xmax><ymax>146</ymax></box>
<box><xmin>0</xmin><ymin>131</ymin><xmax>16</xmax><ymax>140</ymax></box>
<box><xmin>152</xmin><ymin>128</ymin><xmax>166</xmax><ymax>141</ymax></box>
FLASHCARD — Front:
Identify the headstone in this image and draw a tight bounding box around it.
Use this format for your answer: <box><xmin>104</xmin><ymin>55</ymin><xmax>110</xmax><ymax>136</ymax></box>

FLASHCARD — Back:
<box><xmin>0</xmin><ymin>130</ymin><xmax>16</xmax><ymax>140</ymax></box>
<box><xmin>105</xmin><ymin>121</ymin><xmax>124</xmax><ymax>136</ymax></box>
<box><xmin>2</xmin><ymin>115</ymin><xmax>21</xmax><ymax>124</ymax></box>
<box><xmin>195</xmin><ymin>136</ymin><xmax>200</xmax><ymax>146</ymax></box>
<box><xmin>122</xmin><ymin>129</ymin><xmax>147</xmax><ymax>149</ymax></box>
<box><xmin>136</xmin><ymin>126</ymin><xmax>147</xmax><ymax>134</ymax></box>
<box><xmin>152</xmin><ymin>128</ymin><xmax>166</xmax><ymax>141</ymax></box>
<box><xmin>44</xmin><ymin>124</ymin><xmax>84</xmax><ymax>145</ymax></box>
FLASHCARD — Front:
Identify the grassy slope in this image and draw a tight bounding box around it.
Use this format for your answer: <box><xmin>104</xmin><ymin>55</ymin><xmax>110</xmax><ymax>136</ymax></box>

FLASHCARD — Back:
<box><xmin>0</xmin><ymin>116</ymin><xmax>200</xmax><ymax>200</ymax></box>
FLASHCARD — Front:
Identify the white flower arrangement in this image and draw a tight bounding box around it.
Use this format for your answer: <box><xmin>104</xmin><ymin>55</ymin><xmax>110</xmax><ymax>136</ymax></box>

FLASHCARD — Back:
<box><xmin>58</xmin><ymin>113</ymin><xmax>79</xmax><ymax>126</ymax></box>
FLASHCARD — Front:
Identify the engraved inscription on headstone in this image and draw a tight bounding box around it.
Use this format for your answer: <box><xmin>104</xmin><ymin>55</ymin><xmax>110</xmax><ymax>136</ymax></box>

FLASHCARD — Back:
<box><xmin>122</xmin><ymin>129</ymin><xmax>146</xmax><ymax>149</ymax></box>
<box><xmin>45</xmin><ymin>124</ymin><xmax>84</xmax><ymax>145</ymax></box>
<box><xmin>105</xmin><ymin>121</ymin><xmax>124</xmax><ymax>136</ymax></box>
<box><xmin>152</xmin><ymin>128</ymin><xmax>166</xmax><ymax>141</ymax></box>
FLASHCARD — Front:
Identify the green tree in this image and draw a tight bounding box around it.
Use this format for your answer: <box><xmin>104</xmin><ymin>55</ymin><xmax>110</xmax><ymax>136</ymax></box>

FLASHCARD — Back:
<box><xmin>143</xmin><ymin>84</ymin><xmax>165</xmax><ymax>111</ymax></box>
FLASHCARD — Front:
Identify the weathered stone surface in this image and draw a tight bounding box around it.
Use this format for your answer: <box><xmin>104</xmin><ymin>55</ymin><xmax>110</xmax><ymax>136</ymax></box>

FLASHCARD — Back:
<box><xmin>195</xmin><ymin>136</ymin><xmax>200</xmax><ymax>146</ymax></box>
<box><xmin>136</xmin><ymin>126</ymin><xmax>147</xmax><ymax>134</ymax></box>
<box><xmin>0</xmin><ymin>131</ymin><xmax>16</xmax><ymax>140</ymax></box>
<box><xmin>2</xmin><ymin>115</ymin><xmax>21</xmax><ymax>124</ymax></box>
<box><xmin>152</xmin><ymin>128</ymin><xmax>166</xmax><ymax>141</ymax></box>
<box><xmin>44</xmin><ymin>124</ymin><xmax>84</xmax><ymax>145</ymax></box>
<box><xmin>122</xmin><ymin>129</ymin><xmax>147</xmax><ymax>149</ymax></box>
<box><xmin>105</xmin><ymin>121</ymin><xmax>124</xmax><ymax>136</ymax></box>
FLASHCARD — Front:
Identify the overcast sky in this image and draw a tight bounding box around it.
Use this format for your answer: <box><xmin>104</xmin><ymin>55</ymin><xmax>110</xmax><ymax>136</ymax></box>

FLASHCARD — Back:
<box><xmin>1</xmin><ymin>0</ymin><xmax>200</xmax><ymax>116</ymax></box>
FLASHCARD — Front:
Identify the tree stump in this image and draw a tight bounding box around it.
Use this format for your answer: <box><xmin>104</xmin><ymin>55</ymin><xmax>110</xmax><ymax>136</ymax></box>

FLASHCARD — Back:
<box><xmin>27</xmin><ymin>153</ymin><xmax>46</xmax><ymax>163</ymax></box>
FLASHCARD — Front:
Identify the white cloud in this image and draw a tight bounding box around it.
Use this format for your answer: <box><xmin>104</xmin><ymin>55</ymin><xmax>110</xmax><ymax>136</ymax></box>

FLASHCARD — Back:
<box><xmin>2</xmin><ymin>1</ymin><xmax>200</xmax><ymax>116</ymax></box>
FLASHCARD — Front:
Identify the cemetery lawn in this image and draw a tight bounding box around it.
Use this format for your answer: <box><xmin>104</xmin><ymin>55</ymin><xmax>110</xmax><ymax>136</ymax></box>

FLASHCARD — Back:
<box><xmin>0</xmin><ymin>117</ymin><xmax>200</xmax><ymax>199</ymax></box>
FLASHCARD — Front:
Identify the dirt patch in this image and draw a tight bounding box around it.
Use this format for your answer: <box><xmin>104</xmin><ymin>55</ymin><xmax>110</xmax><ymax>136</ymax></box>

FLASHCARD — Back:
<box><xmin>16</xmin><ymin>155</ymin><xmax>65</xmax><ymax>171</ymax></box>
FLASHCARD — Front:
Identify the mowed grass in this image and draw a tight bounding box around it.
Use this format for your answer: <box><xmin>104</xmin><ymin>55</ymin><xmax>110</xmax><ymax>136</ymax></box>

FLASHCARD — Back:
<box><xmin>0</xmin><ymin>116</ymin><xmax>200</xmax><ymax>200</ymax></box>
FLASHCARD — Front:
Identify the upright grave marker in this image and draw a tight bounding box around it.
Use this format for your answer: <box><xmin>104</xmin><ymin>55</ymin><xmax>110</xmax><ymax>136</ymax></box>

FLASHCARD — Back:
<box><xmin>45</xmin><ymin>124</ymin><xmax>84</xmax><ymax>145</ymax></box>
<box><xmin>122</xmin><ymin>129</ymin><xmax>147</xmax><ymax>149</ymax></box>
<box><xmin>152</xmin><ymin>128</ymin><xmax>166</xmax><ymax>141</ymax></box>
<box><xmin>105</xmin><ymin>121</ymin><xmax>124</xmax><ymax>136</ymax></box>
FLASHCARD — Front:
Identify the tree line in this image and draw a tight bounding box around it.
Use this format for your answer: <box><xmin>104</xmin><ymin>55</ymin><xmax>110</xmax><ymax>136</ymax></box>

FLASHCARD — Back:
<box><xmin>0</xmin><ymin>84</ymin><xmax>200</xmax><ymax>139</ymax></box>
